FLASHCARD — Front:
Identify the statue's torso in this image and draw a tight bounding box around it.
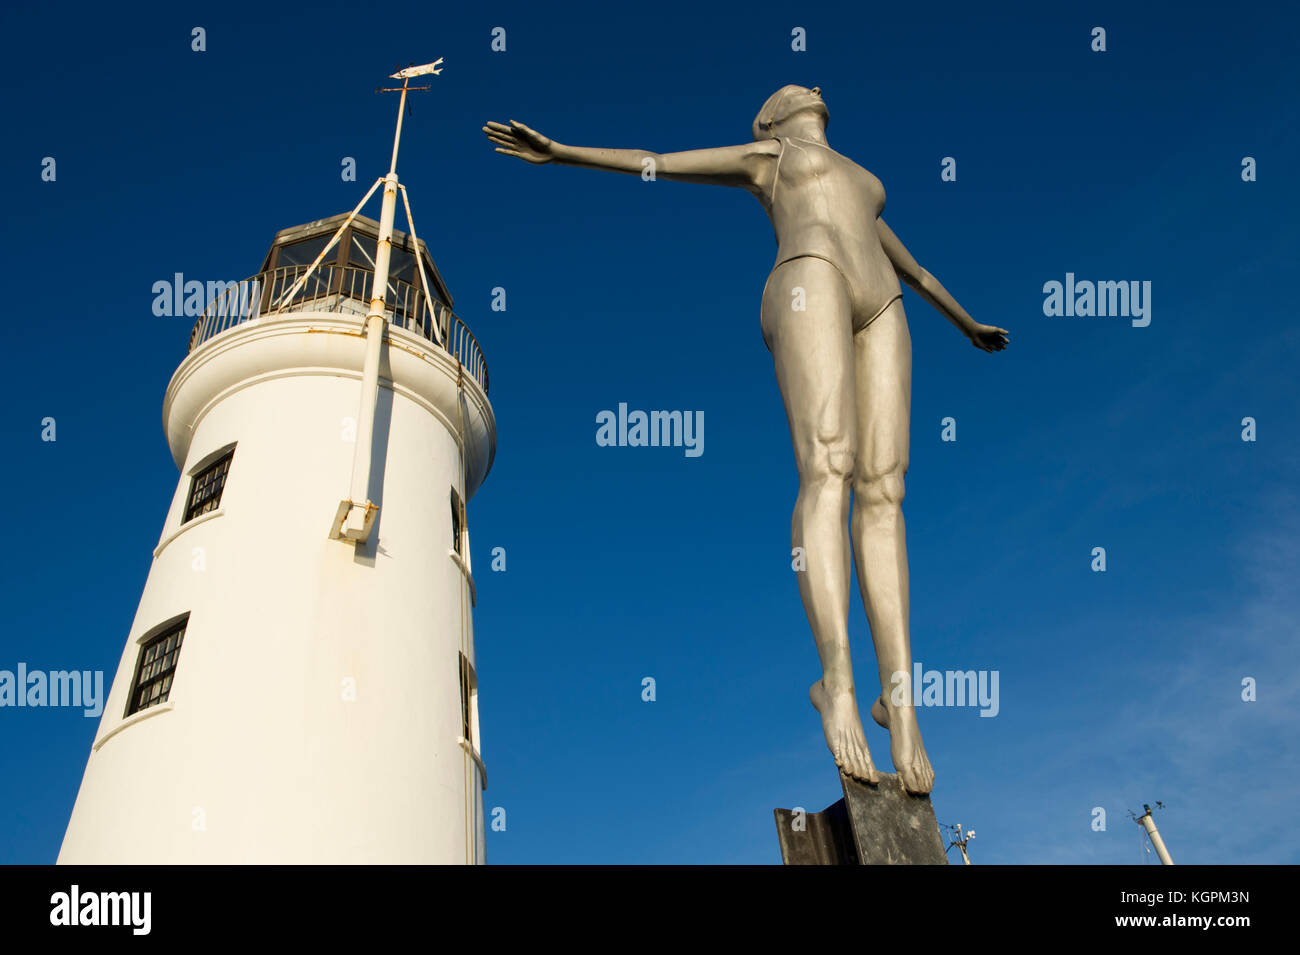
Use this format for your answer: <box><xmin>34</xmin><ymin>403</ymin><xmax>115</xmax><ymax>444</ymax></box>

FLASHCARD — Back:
<box><xmin>758</xmin><ymin>138</ymin><xmax>902</xmax><ymax>323</ymax></box>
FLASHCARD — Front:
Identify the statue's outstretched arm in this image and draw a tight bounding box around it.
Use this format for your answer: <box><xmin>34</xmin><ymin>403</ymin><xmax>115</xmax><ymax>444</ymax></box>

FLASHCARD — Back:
<box><xmin>484</xmin><ymin>120</ymin><xmax>776</xmax><ymax>188</ymax></box>
<box><xmin>877</xmin><ymin>217</ymin><xmax>1009</xmax><ymax>353</ymax></box>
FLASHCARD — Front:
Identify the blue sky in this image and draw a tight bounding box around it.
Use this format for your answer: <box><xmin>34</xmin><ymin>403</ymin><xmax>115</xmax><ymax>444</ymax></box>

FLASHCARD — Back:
<box><xmin>1</xmin><ymin>1</ymin><xmax>1296</xmax><ymax>864</ymax></box>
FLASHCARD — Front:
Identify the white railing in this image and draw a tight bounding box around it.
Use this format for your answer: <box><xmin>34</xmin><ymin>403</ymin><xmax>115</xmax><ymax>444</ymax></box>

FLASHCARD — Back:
<box><xmin>188</xmin><ymin>264</ymin><xmax>489</xmax><ymax>394</ymax></box>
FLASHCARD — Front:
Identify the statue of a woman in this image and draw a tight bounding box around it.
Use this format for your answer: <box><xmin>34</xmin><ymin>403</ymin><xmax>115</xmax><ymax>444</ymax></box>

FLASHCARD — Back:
<box><xmin>485</xmin><ymin>85</ymin><xmax>1008</xmax><ymax>794</ymax></box>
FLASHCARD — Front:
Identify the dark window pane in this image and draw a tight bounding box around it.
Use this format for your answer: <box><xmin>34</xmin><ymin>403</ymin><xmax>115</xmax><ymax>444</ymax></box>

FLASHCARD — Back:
<box><xmin>389</xmin><ymin>247</ymin><xmax>415</xmax><ymax>287</ymax></box>
<box><xmin>184</xmin><ymin>450</ymin><xmax>234</xmax><ymax>523</ymax></box>
<box><xmin>128</xmin><ymin>619</ymin><xmax>187</xmax><ymax>716</ymax></box>
<box><xmin>348</xmin><ymin>234</ymin><xmax>378</xmax><ymax>269</ymax></box>
<box><xmin>349</xmin><ymin>235</ymin><xmax>418</xmax><ymax>323</ymax></box>
<box><xmin>450</xmin><ymin>489</ymin><xmax>462</xmax><ymax>556</ymax></box>
<box><xmin>459</xmin><ymin>653</ymin><xmax>473</xmax><ymax>745</ymax></box>
<box><xmin>277</xmin><ymin>236</ymin><xmax>330</xmax><ymax>269</ymax></box>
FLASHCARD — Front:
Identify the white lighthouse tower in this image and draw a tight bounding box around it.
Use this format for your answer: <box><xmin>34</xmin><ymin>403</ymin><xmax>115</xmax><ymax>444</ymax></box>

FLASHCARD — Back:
<box><xmin>59</xmin><ymin>62</ymin><xmax>496</xmax><ymax>864</ymax></box>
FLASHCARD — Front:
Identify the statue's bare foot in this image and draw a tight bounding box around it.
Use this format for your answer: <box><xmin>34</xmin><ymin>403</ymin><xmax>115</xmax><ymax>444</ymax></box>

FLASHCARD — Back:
<box><xmin>810</xmin><ymin>680</ymin><xmax>879</xmax><ymax>784</ymax></box>
<box><xmin>874</xmin><ymin>694</ymin><xmax>935</xmax><ymax>794</ymax></box>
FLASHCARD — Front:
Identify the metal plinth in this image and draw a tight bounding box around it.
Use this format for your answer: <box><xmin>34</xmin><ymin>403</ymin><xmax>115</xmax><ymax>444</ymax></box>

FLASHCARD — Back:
<box><xmin>775</xmin><ymin>772</ymin><xmax>948</xmax><ymax>865</ymax></box>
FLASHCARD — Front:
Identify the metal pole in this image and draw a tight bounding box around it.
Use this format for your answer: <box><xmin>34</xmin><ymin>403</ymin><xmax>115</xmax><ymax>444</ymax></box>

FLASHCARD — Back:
<box><xmin>955</xmin><ymin>823</ymin><xmax>972</xmax><ymax>865</ymax></box>
<box><xmin>398</xmin><ymin>183</ymin><xmax>444</xmax><ymax>345</ymax></box>
<box><xmin>1139</xmin><ymin>806</ymin><xmax>1175</xmax><ymax>865</ymax></box>
<box><xmin>343</xmin><ymin>79</ymin><xmax>408</xmax><ymax>538</ymax></box>
<box><xmin>388</xmin><ymin>79</ymin><xmax>409</xmax><ymax>177</ymax></box>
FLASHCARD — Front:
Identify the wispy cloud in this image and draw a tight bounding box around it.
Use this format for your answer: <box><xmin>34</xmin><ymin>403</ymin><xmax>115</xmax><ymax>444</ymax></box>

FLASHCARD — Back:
<box><xmin>1000</xmin><ymin>489</ymin><xmax>1300</xmax><ymax>863</ymax></box>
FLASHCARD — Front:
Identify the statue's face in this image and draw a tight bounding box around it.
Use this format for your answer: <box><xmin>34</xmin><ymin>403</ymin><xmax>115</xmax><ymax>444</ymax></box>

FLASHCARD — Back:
<box><xmin>753</xmin><ymin>85</ymin><xmax>828</xmax><ymax>139</ymax></box>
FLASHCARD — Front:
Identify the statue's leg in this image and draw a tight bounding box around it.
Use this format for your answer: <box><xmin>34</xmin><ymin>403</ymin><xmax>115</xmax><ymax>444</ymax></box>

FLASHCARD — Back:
<box><xmin>850</xmin><ymin>297</ymin><xmax>934</xmax><ymax>795</ymax></box>
<box><xmin>761</xmin><ymin>257</ymin><xmax>878</xmax><ymax>784</ymax></box>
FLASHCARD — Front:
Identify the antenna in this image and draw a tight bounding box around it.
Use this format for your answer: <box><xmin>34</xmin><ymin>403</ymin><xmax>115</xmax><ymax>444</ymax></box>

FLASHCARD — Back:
<box><xmin>1128</xmin><ymin>801</ymin><xmax>1175</xmax><ymax>865</ymax></box>
<box><xmin>942</xmin><ymin>822</ymin><xmax>976</xmax><ymax>865</ymax></box>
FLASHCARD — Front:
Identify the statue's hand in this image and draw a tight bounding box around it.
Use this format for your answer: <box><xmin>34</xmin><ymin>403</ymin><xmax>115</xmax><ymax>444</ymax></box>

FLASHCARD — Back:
<box><xmin>483</xmin><ymin>120</ymin><xmax>555</xmax><ymax>164</ymax></box>
<box><xmin>966</xmin><ymin>323</ymin><xmax>1009</xmax><ymax>353</ymax></box>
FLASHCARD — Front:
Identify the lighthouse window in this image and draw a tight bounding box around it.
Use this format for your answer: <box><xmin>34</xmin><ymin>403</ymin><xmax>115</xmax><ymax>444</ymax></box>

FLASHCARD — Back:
<box><xmin>184</xmin><ymin>449</ymin><xmax>234</xmax><ymax>523</ymax></box>
<box><xmin>349</xmin><ymin>234</ymin><xmax>419</xmax><ymax>325</ymax></box>
<box><xmin>127</xmin><ymin>618</ymin><xmax>187</xmax><ymax>716</ymax></box>
<box><xmin>458</xmin><ymin>652</ymin><xmax>477</xmax><ymax>747</ymax></box>
<box><xmin>450</xmin><ymin>488</ymin><xmax>464</xmax><ymax>557</ymax></box>
<box><xmin>348</xmin><ymin>234</ymin><xmax>416</xmax><ymax>287</ymax></box>
<box><xmin>276</xmin><ymin>235</ymin><xmax>331</xmax><ymax>270</ymax></box>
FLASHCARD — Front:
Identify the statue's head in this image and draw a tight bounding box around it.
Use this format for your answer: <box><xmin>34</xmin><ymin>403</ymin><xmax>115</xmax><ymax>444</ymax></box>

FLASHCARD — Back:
<box><xmin>753</xmin><ymin>85</ymin><xmax>827</xmax><ymax>140</ymax></box>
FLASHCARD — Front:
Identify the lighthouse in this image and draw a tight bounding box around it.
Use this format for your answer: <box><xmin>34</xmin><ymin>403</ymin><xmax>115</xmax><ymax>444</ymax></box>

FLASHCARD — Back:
<box><xmin>58</xmin><ymin>62</ymin><xmax>496</xmax><ymax>864</ymax></box>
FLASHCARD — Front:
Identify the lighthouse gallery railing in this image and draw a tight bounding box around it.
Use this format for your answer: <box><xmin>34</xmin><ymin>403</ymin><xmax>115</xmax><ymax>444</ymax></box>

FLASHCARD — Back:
<box><xmin>187</xmin><ymin>263</ymin><xmax>489</xmax><ymax>395</ymax></box>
